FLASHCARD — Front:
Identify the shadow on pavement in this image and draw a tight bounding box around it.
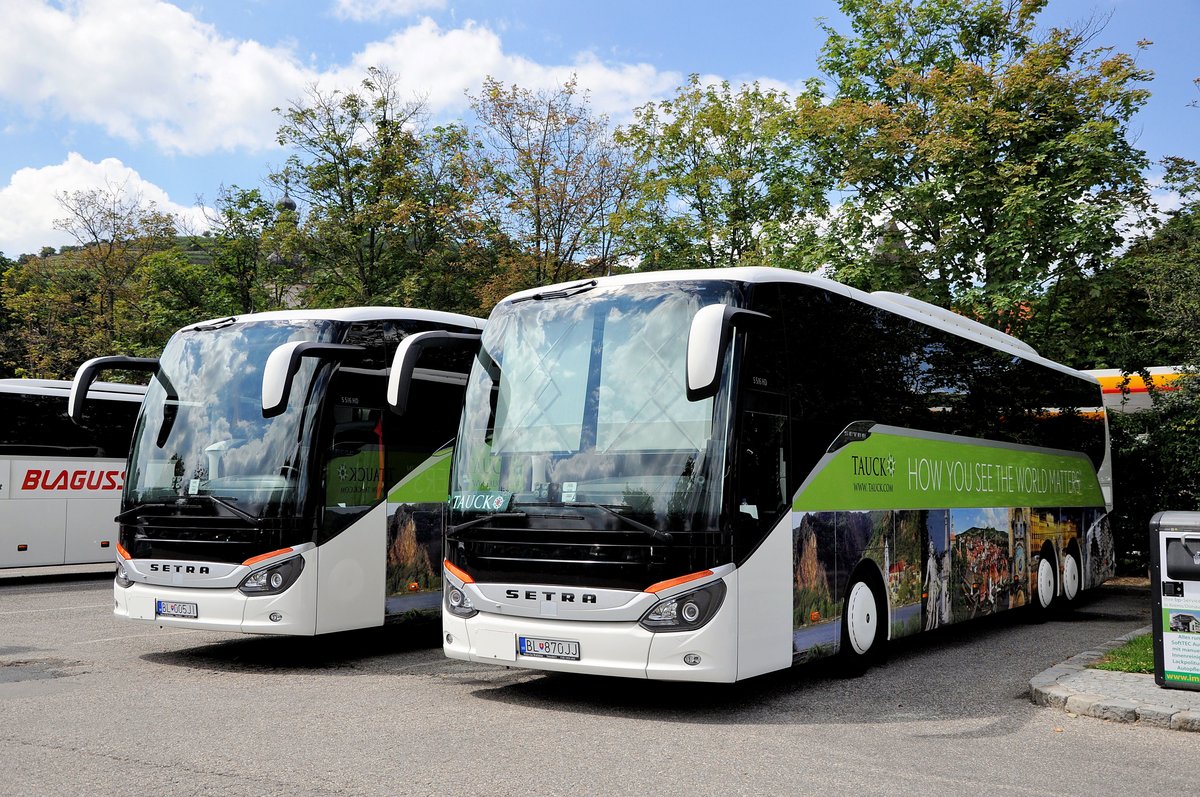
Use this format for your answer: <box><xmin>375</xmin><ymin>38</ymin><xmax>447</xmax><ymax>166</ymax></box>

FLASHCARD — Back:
<box><xmin>139</xmin><ymin>612</ymin><xmax>443</xmax><ymax>673</ymax></box>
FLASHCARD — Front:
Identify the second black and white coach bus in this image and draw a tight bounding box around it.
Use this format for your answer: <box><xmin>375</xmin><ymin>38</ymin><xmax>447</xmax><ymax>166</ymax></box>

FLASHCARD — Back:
<box><xmin>1</xmin><ymin>378</ymin><xmax>144</xmax><ymax>568</ymax></box>
<box><xmin>420</xmin><ymin>267</ymin><xmax>1114</xmax><ymax>682</ymax></box>
<box><xmin>71</xmin><ymin>308</ymin><xmax>483</xmax><ymax>635</ymax></box>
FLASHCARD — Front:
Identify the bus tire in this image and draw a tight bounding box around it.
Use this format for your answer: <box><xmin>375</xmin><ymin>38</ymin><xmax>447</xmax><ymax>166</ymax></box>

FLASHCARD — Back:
<box><xmin>840</xmin><ymin>570</ymin><xmax>886</xmax><ymax>675</ymax></box>
<box><xmin>1030</xmin><ymin>544</ymin><xmax>1057</xmax><ymax>622</ymax></box>
<box><xmin>1059</xmin><ymin>542</ymin><xmax>1082</xmax><ymax>611</ymax></box>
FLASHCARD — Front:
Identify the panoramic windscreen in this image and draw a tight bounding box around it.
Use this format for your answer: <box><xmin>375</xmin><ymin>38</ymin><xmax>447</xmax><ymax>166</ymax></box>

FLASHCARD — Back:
<box><xmin>125</xmin><ymin>319</ymin><xmax>337</xmax><ymax>519</ymax></box>
<box><xmin>452</xmin><ymin>280</ymin><xmax>736</xmax><ymax>530</ymax></box>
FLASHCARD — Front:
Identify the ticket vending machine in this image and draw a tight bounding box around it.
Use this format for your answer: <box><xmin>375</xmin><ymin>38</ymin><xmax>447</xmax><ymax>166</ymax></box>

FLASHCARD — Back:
<box><xmin>1151</xmin><ymin>511</ymin><xmax>1200</xmax><ymax>691</ymax></box>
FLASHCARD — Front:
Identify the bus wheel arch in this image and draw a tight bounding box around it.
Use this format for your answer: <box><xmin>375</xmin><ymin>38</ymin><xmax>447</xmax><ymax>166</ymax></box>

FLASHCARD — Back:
<box><xmin>840</xmin><ymin>560</ymin><xmax>888</xmax><ymax>671</ymax></box>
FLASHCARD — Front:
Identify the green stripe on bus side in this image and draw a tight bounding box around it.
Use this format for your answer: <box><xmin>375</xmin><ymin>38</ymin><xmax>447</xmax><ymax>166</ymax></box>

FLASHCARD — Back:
<box><xmin>793</xmin><ymin>427</ymin><xmax>1104</xmax><ymax>512</ymax></box>
<box><xmin>387</xmin><ymin>446</ymin><xmax>454</xmax><ymax>504</ymax></box>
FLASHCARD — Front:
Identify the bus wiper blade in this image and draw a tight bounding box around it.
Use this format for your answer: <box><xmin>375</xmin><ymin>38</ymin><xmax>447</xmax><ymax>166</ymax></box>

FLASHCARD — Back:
<box><xmin>193</xmin><ymin>493</ymin><xmax>260</xmax><ymax>525</ymax></box>
<box><xmin>191</xmin><ymin>316</ymin><xmax>238</xmax><ymax>331</ymax></box>
<box><xmin>573</xmin><ymin>503</ymin><xmax>674</xmax><ymax>544</ymax></box>
<box><xmin>447</xmin><ymin>512</ymin><xmax>528</xmax><ymax>538</ymax></box>
<box><xmin>115</xmin><ymin>501</ymin><xmax>185</xmax><ymax>523</ymax></box>
<box><xmin>115</xmin><ymin>495</ymin><xmax>261</xmax><ymax>526</ymax></box>
<box><xmin>512</xmin><ymin>280</ymin><xmax>597</xmax><ymax>303</ymax></box>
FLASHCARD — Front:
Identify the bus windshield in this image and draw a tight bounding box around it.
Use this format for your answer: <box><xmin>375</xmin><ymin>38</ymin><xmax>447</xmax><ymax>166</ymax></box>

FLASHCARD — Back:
<box><xmin>451</xmin><ymin>281</ymin><xmax>736</xmax><ymax>532</ymax></box>
<box><xmin>126</xmin><ymin>319</ymin><xmax>337</xmax><ymax>519</ymax></box>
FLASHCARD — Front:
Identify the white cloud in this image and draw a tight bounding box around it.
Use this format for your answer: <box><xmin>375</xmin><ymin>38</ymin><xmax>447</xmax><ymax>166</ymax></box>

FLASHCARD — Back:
<box><xmin>0</xmin><ymin>2</ymin><xmax>711</xmax><ymax>157</ymax></box>
<box><xmin>336</xmin><ymin>18</ymin><xmax>689</xmax><ymax>120</ymax></box>
<box><xmin>332</xmin><ymin>0</ymin><xmax>446</xmax><ymax>21</ymax></box>
<box><xmin>0</xmin><ymin>153</ymin><xmax>207</xmax><ymax>258</ymax></box>
<box><xmin>0</xmin><ymin>0</ymin><xmax>314</xmax><ymax>155</ymax></box>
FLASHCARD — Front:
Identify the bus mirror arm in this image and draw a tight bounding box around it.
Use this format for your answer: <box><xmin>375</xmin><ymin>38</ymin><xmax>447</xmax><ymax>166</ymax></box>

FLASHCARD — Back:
<box><xmin>387</xmin><ymin>331</ymin><xmax>482</xmax><ymax>416</ymax></box>
<box><xmin>68</xmin><ymin>356</ymin><xmax>160</xmax><ymax>425</ymax></box>
<box><xmin>685</xmin><ymin>305</ymin><xmax>770</xmax><ymax>402</ymax></box>
<box><xmin>261</xmin><ymin>342</ymin><xmax>366</xmax><ymax>418</ymax></box>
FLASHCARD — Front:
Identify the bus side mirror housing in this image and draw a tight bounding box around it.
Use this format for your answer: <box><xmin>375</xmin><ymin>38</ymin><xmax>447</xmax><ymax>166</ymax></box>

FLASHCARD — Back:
<box><xmin>388</xmin><ymin>331</ymin><xmax>482</xmax><ymax>416</ymax></box>
<box><xmin>686</xmin><ymin>305</ymin><xmax>770</xmax><ymax>402</ymax></box>
<box><xmin>69</xmin><ymin>356</ymin><xmax>160</xmax><ymax>425</ymax></box>
<box><xmin>261</xmin><ymin>342</ymin><xmax>366</xmax><ymax>418</ymax></box>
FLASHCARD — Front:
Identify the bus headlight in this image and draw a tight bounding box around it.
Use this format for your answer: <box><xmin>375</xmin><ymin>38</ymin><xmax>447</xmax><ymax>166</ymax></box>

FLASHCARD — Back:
<box><xmin>238</xmin><ymin>556</ymin><xmax>304</xmax><ymax>596</ymax></box>
<box><xmin>446</xmin><ymin>585</ymin><xmax>478</xmax><ymax>618</ymax></box>
<box><xmin>639</xmin><ymin>580</ymin><xmax>726</xmax><ymax>633</ymax></box>
<box><xmin>114</xmin><ymin>561</ymin><xmax>133</xmax><ymax>589</ymax></box>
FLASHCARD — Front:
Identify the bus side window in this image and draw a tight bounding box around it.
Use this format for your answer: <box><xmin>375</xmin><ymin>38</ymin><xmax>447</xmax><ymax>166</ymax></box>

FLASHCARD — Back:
<box><xmin>733</xmin><ymin>285</ymin><xmax>790</xmax><ymax>562</ymax></box>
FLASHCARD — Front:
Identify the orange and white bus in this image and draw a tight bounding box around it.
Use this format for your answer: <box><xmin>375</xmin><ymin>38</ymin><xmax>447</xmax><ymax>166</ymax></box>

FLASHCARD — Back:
<box><xmin>1083</xmin><ymin>367</ymin><xmax>1183</xmax><ymax>413</ymax></box>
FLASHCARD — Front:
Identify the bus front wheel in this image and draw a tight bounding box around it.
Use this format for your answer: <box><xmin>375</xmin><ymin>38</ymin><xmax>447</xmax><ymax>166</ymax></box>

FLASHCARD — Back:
<box><xmin>841</xmin><ymin>574</ymin><xmax>885</xmax><ymax>674</ymax></box>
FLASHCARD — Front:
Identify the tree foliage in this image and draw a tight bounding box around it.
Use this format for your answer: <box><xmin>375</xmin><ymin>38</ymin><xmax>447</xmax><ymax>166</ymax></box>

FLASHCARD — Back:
<box><xmin>1</xmin><ymin>185</ymin><xmax>178</xmax><ymax>377</ymax></box>
<box><xmin>619</xmin><ymin>75</ymin><xmax>831</xmax><ymax>272</ymax></box>
<box><xmin>814</xmin><ymin>0</ymin><xmax>1152</xmax><ymax>344</ymax></box>
<box><xmin>469</xmin><ymin>76</ymin><xmax>636</xmax><ymax>304</ymax></box>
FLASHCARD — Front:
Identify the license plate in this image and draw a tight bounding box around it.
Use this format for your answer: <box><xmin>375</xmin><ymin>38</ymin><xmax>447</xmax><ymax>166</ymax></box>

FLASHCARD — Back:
<box><xmin>518</xmin><ymin>636</ymin><xmax>580</xmax><ymax>661</ymax></box>
<box><xmin>156</xmin><ymin>600</ymin><xmax>198</xmax><ymax>618</ymax></box>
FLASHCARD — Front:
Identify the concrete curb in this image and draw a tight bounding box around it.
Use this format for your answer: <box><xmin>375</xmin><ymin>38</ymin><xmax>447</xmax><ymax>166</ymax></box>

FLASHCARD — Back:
<box><xmin>1029</xmin><ymin>625</ymin><xmax>1200</xmax><ymax>732</ymax></box>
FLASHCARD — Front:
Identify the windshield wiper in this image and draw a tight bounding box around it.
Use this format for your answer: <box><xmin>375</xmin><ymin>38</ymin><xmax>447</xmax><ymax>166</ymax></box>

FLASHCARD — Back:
<box><xmin>582</xmin><ymin>503</ymin><xmax>674</xmax><ymax>543</ymax></box>
<box><xmin>192</xmin><ymin>493</ymin><xmax>260</xmax><ymax>525</ymax></box>
<box><xmin>517</xmin><ymin>502</ymin><xmax>673</xmax><ymax>543</ymax></box>
<box><xmin>114</xmin><ymin>494</ymin><xmax>261</xmax><ymax>526</ymax></box>
<box><xmin>191</xmin><ymin>316</ymin><xmax>238</xmax><ymax>331</ymax></box>
<box><xmin>446</xmin><ymin>511</ymin><xmax>528</xmax><ymax>538</ymax></box>
<box><xmin>511</xmin><ymin>280</ymin><xmax>597</xmax><ymax>303</ymax></box>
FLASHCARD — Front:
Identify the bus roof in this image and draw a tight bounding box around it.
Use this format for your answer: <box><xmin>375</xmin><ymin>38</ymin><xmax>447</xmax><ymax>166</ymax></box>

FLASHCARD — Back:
<box><xmin>498</xmin><ymin>267</ymin><xmax>1092</xmax><ymax>384</ymax></box>
<box><xmin>0</xmin><ymin>378</ymin><xmax>146</xmax><ymax>400</ymax></box>
<box><xmin>181</xmin><ymin>307</ymin><xmax>485</xmax><ymax>333</ymax></box>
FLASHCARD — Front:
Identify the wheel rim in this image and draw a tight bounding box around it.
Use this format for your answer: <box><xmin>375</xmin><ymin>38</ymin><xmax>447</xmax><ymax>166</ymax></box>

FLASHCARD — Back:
<box><xmin>846</xmin><ymin>582</ymin><xmax>878</xmax><ymax>655</ymax></box>
<box><xmin>1063</xmin><ymin>552</ymin><xmax>1080</xmax><ymax>601</ymax></box>
<box><xmin>1037</xmin><ymin>556</ymin><xmax>1056</xmax><ymax>609</ymax></box>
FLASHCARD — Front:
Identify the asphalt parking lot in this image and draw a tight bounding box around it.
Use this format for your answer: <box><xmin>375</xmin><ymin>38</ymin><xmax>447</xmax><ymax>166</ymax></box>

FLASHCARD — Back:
<box><xmin>0</xmin><ymin>572</ymin><xmax>1192</xmax><ymax>796</ymax></box>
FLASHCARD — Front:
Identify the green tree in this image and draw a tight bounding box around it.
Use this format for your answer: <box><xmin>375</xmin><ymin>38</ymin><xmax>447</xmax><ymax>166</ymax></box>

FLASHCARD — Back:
<box><xmin>814</xmin><ymin>0</ymin><xmax>1152</xmax><ymax>344</ymax></box>
<box><xmin>469</xmin><ymin>76</ymin><xmax>636</xmax><ymax>304</ymax></box>
<box><xmin>618</xmin><ymin>74</ymin><xmax>830</xmax><ymax>272</ymax></box>
<box><xmin>1099</xmin><ymin>158</ymin><xmax>1200</xmax><ymax>571</ymax></box>
<box><xmin>1</xmin><ymin>185</ymin><xmax>178</xmax><ymax>377</ymax></box>
<box><xmin>275</xmin><ymin>67</ymin><xmax>428</xmax><ymax>306</ymax></box>
<box><xmin>197</xmin><ymin>185</ymin><xmax>279</xmax><ymax>314</ymax></box>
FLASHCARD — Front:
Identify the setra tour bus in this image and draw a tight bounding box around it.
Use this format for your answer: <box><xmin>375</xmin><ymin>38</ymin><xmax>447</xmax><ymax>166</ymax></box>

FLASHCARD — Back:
<box><xmin>70</xmin><ymin>308</ymin><xmax>482</xmax><ymax>635</ymax></box>
<box><xmin>1</xmin><ymin>378</ymin><xmax>144</xmax><ymax>568</ymax></box>
<box><xmin>412</xmin><ymin>267</ymin><xmax>1114</xmax><ymax>682</ymax></box>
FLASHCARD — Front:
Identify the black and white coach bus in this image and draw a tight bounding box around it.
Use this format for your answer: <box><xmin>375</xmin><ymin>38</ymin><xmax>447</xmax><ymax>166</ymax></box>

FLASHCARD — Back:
<box><xmin>71</xmin><ymin>308</ymin><xmax>482</xmax><ymax>635</ymax></box>
<box><xmin>1</xmin><ymin>378</ymin><xmax>144</xmax><ymax>568</ymax></box>
<box><xmin>412</xmin><ymin>267</ymin><xmax>1114</xmax><ymax>682</ymax></box>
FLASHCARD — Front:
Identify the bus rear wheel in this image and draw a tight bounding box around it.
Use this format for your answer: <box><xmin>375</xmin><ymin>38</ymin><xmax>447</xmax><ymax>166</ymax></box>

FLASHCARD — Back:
<box><xmin>841</xmin><ymin>574</ymin><xmax>885</xmax><ymax>674</ymax></box>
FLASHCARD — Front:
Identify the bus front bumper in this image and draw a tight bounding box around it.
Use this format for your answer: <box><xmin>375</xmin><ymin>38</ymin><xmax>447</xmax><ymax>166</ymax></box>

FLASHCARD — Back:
<box><xmin>113</xmin><ymin>579</ymin><xmax>317</xmax><ymax>636</ymax></box>
<box><xmin>443</xmin><ymin>601</ymin><xmax>738</xmax><ymax>682</ymax></box>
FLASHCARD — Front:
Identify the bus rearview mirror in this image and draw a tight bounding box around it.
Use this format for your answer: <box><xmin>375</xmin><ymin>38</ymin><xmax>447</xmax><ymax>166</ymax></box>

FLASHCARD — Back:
<box><xmin>686</xmin><ymin>305</ymin><xmax>770</xmax><ymax>402</ymax></box>
<box><xmin>387</xmin><ymin>330</ymin><xmax>482</xmax><ymax>416</ymax></box>
<box><xmin>69</xmin><ymin>356</ymin><xmax>160</xmax><ymax>425</ymax></box>
<box><xmin>261</xmin><ymin>342</ymin><xmax>366</xmax><ymax>418</ymax></box>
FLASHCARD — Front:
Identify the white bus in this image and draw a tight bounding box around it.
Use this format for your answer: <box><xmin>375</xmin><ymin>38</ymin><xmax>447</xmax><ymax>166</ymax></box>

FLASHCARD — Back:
<box><xmin>418</xmin><ymin>268</ymin><xmax>1114</xmax><ymax>682</ymax></box>
<box><xmin>71</xmin><ymin>308</ymin><xmax>482</xmax><ymax>635</ymax></box>
<box><xmin>1</xmin><ymin>378</ymin><xmax>144</xmax><ymax>568</ymax></box>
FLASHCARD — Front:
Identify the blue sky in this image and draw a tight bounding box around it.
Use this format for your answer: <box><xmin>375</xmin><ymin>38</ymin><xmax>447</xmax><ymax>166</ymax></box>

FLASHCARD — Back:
<box><xmin>1</xmin><ymin>0</ymin><xmax>1196</xmax><ymax>258</ymax></box>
